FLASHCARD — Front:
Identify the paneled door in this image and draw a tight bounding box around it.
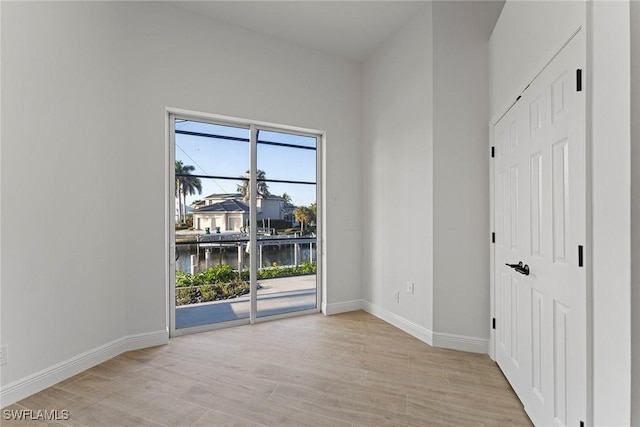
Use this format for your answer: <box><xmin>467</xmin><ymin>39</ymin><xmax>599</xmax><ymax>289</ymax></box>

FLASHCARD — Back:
<box><xmin>493</xmin><ymin>30</ymin><xmax>586</xmax><ymax>426</ymax></box>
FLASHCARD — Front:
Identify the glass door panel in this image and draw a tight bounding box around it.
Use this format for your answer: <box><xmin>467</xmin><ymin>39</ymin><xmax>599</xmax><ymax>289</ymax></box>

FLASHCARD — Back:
<box><xmin>174</xmin><ymin>118</ymin><xmax>252</xmax><ymax>330</ymax></box>
<box><xmin>255</xmin><ymin>129</ymin><xmax>318</xmax><ymax>318</ymax></box>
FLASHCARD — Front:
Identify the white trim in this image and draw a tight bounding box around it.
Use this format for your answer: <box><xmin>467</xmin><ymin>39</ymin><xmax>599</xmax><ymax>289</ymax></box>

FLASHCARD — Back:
<box><xmin>361</xmin><ymin>301</ymin><xmax>434</xmax><ymax>345</ymax></box>
<box><xmin>166</xmin><ymin>107</ymin><xmax>323</xmax><ymax>137</ymax></box>
<box><xmin>322</xmin><ymin>299</ymin><xmax>364</xmax><ymax>315</ymax></box>
<box><xmin>0</xmin><ymin>330</ymin><xmax>168</xmax><ymax>408</ymax></box>
<box><xmin>432</xmin><ymin>332</ymin><xmax>489</xmax><ymax>355</ymax></box>
<box><xmin>489</xmin><ymin>120</ymin><xmax>496</xmax><ymax>361</ymax></box>
<box><xmin>315</xmin><ymin>133</ymin><xmax>324</xmax><ymax>317</ymax></box>
<box><xmin>167</xmin><ymin>112</ymin><xmax>176</xmax><ymax>338</ymax></box>
<box><xmin>358</xmin><ymin>301</ymin><xmax>488</xmax><ymax>354</ymax></box>
<box><xmin>249</xmin><ymin>124</ymin><xmax>258</xmax><ymax>323</ymax></box>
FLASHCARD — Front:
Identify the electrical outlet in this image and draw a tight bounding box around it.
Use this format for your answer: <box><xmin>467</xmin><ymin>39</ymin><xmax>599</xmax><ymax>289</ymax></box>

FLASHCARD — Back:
<box><xmin>393</xmin><ymin>290</ymin><xmax>400</xmax><ymax>303</ymax></box>
<box><xmin>0</xmin><ymin>346</ymin><xmax>7</xmax><ymax>366</ymax></box>
<box><xmin>406</xmin><ymin>282</ymin><xmax>415</xmax><ymax>294</ymax></box>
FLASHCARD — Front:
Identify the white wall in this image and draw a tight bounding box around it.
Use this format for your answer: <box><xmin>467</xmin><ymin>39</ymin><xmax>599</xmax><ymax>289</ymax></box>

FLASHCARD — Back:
<box><xmin>490</xmin><ymin>1</ymin><xmax>632</xmax><ymax>424</ymax></box>
<box><xmin>590</xmin><ymin>2</ymin><xmax>631</xmax><ymax>424</ymax></box>
<box><xmin>1</xmin><ymin>1</ymin><xmax>363</xmax><ymax>406</ymax></box>
<box><xmin>361</xmin><ymin>2</ymin><xmax>499</xmax><ymax>352</ymax></box>
<box><xmin>1</xmin><ymin>1</ymin><xmax>129</xmax><ymax>397</ymax></box>
<box><xmin>361</xmin><ymin>5</ymin><xmax>434</xmax><ymax>336</ymax></box>
<box><xmin>489</xmin><ymin>1</ymin><xmax>585</xmax><ymax>117</ymax></box>
<box><xmin>121</xmin><ymin>2</ymin><xmax>362</xmax><ymax>331</ymax></box>
<box><xmin>632</xmin><ymin>1</ymin><xmax>640</xmax><ymax>423</ymax></box>
<box><xmin>432</xmin><ymin>0</ymin><xmax>503</xmax><ymax>347</ymax></box>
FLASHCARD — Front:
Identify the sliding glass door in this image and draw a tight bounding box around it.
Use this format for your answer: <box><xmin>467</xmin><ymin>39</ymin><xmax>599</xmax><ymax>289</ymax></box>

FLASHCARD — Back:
<box><xmin>169</xmin><ymin>113</ymin><xmax>320</xmax><ymax>335</ymax></box>
<box><xmin>255</xmin><ymin>129</ymin><xmax>318</xmax><ymax>318</ymax></box>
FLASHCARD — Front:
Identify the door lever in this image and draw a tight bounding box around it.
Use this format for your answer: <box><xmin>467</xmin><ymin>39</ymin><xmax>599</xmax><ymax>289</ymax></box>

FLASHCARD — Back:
<box><xmin>505</xmin><ymin>261</ymin><xmax>523</xmax><ymax>269</ymax></box>
<box><xmin>505</xmin><ymin>261</ymin><xmax>530</xmax><ymax>276</ymax></box>
<box><xmin>514</xmin><ymin>264</ymin><xmax>530</xmax><ymax>276</ymax></box>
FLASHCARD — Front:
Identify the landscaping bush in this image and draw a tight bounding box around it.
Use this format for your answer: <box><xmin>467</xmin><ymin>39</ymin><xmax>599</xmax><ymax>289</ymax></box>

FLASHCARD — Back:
<box><xmin>175</xmin><ymin>280</ymin><xmax>251</xmax><ymax>306</ymax></box>
<box><xmin>175</xmin><ymin>261</ymin><xmax>316</xmax><ymax>306</ymax></box>
<box><xmin>256</xmin><ymin>261</ymin><xmax>316</xmax><ymax>279</ymax></box>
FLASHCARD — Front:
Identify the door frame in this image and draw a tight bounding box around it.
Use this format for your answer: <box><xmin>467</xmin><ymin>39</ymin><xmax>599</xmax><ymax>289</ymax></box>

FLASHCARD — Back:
<box><xmin>165</xmin><ymin>107</ymin><xmax>324</xmax><ymax>337</ymax></box>
<box><xmin>488</xmin><ymin>25</ymin><xmax>593</xmax><ymax>421</ymax></box>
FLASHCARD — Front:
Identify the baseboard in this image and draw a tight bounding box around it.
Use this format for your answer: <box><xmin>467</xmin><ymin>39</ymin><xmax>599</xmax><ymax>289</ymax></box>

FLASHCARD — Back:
<box><xmin>322</xmin><ymin>299</ymin><xmax>364</xmax><ymax>315</ymax></box>
<box><xmin>0</xmin><ymin>330</ymin><xmax>168</xmax><ymax>408</ymax></box>
<box><xmin>361</xmin><ymin>301</ymin><xmax>434</xmax><ymax>345</ymax></box>
<box><xmin>433</xmin><ymin>331</ymin><xmax>489</xmax><ymax>354</ymax></box>
<box><xmin>361</xmin><ymin>301</ymin><xmax>488</xmax><ymax>354</ymax></box>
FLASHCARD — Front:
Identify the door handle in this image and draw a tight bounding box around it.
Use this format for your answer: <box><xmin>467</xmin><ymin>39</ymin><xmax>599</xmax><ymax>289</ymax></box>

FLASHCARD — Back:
<box><xmin>505</xmin><ymin>261</ymin><xmax>530</xmax><ymax>276</ymax></box>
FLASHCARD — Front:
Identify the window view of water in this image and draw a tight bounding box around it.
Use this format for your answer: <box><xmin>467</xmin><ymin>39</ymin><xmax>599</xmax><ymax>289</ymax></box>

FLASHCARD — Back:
<box><xmin>173</xmin><ymin>117</ymin><xmax>319</xmax><ymax>329</ymax></box>
<box><xmin>176</xmin><ymin>242</ymin><xmax>316</xmax><ymax>273</ymax></box>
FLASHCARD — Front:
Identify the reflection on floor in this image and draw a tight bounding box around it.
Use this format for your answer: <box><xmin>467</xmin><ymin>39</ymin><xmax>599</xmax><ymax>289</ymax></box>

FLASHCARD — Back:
<box><xmin>176</xmin><ymin>275</ymin><xmax>317</xmax><ymax>329</ymax></box>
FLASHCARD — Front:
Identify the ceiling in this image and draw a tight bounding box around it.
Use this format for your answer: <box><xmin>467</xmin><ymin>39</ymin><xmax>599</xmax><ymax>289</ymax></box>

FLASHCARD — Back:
<box><xmin>167</xmin><ymin>1</ymin><xmax>429</xmax><ymax>62</ymax></box>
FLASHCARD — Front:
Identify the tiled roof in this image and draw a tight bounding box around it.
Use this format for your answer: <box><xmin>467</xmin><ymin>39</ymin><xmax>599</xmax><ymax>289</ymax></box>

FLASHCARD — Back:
<box><xmin>204</xmin><ymin>192</ymin><xmax>284</xmax><ymax>201</ymax></box>
<box><xmin>194</xmin><ymin>199</ymin><xmax>249</xmax><ymax>213</ymax></box>
<box><xmin>203</xmin><ymin>192</ymin><xmax>243</xmax><ymax>200</ymax></box>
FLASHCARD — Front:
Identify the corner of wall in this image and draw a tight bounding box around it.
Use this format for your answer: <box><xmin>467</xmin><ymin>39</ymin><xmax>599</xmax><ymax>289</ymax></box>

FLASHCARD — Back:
<box><xmin>432</xmin><ymin>0</ymin><xmax>494</xmax><ymax>343</ymax></box>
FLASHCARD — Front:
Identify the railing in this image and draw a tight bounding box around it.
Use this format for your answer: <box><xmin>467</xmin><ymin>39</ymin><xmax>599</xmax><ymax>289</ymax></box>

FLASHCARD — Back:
<box><xmin>175</xmin><ymin>233</ymin><xmax>316</xmax><ymax>274</ymax></box>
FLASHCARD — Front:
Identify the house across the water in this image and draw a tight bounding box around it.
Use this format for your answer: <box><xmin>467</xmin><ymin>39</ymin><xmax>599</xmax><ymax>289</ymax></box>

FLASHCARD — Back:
<box><xmin>192</xmin><ymin>193</ymin><xmax>286</xmax><ymax>232</ymax></box>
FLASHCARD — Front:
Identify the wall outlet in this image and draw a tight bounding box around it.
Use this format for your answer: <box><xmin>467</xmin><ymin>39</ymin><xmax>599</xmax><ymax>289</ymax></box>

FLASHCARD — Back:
<box><xmin>393</xmin><ymin>290</ymin><xmax>400</xmax><ymax>303</ymax></box>
<box><xmin>406</xmin><ymin>282</ymin><xmax>415</xmax><ymax>295</ymax></box>
<box><xmin>0</xmin><ymin>346</ymin><xmax>7</xmax><ymax>366</ymax></box>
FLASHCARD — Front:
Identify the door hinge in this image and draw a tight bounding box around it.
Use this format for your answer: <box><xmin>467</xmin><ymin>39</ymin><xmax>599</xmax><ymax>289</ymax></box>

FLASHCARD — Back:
<box><xmin>492</xmin><ymin>318</ymin><xmax>496</xmax><ymax>330</ymax></box>
<box><xmin>577</xmin><ymin>69</ymin><xmax>583</xmax><ymax>92</ymax></box>
<box><xmin>491</xmin><ymin>146</ymin><xmax>495</xmax><ymax>158</ymax></box>
<box><xmin>578</xmin><ymin>245</ymin><xmax>584</xmax><ymax>267</ymax></box>
<box><xmin>492</xmin><ymin>232</ymin><xmax>495</xmax><ymax>243</ymax></box>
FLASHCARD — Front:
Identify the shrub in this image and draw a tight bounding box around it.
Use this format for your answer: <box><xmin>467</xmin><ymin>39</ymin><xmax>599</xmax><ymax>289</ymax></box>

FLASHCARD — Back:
<box><xmin>202</xmin><ymin>264</ymin><xmax>237</xmax><ymax>283</ymax></box>
<box><xmin>175</xmin><ymin>262</ymin><xmax>316</xmax><ymax>306</ymax></box>
<box><xmin>175</xmin><ymin>280</ymin><xmax>252</xmax><ymax>306</ymax></box>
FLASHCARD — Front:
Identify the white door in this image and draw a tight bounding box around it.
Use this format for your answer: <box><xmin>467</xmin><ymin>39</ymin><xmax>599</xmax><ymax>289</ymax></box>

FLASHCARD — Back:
<box><xmin>494</xmin><ymin>30</ymin><xmax>586</xmax><ymax>426</ymax></box>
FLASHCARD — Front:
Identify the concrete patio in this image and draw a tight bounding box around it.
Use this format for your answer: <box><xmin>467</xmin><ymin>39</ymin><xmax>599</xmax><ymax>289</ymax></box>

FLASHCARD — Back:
<box><xmin>175</xmin><ymin>275</ymin><xmax>317</xmax><ymax>329</ymax></box>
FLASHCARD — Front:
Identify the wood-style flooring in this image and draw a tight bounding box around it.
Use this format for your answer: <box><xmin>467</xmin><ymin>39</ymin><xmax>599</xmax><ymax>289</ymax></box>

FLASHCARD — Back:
<box><xmin>3</xmin><ymin>311</ymin><xmax>532</xmax><ymax>426</ymax></box>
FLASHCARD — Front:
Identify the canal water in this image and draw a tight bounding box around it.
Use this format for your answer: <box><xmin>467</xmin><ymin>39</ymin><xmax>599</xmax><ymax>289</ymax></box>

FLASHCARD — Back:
<box><xmin>176</xmin><ymin>242</ymin><xmax>317</xmax><ymax>273</ymax></box>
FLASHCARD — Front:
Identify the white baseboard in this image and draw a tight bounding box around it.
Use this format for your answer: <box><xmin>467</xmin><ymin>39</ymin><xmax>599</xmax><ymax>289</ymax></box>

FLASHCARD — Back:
<box><xmin>361</xmin><ymin>301</ymin><xmax>489</xmax><ymax>354</ymax></box>
<box><xmin>361</xmin><ymin>301</ymin><xmax>434</xmax><ymax>345</ymax></box>
<box><xmin>433</xmin><ymin>331</ymin><xmax>489</xmax><ymax>354</ymax></box>
<box><xmin>322</xmin><ymin>299</ymin><xmax>364</xmax><ymax>315</ymax></box>
<box><xmin>0</xmin><ymin>330</ymin><xmax>168</xmax><ymax>408</ymax></box>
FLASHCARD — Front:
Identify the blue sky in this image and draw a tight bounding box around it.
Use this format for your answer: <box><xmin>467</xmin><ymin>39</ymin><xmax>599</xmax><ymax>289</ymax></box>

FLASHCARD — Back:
<box><xmin>175</xmin><ymin>120</ymin><xmax>317</xmax><ymax>207</ymax></box>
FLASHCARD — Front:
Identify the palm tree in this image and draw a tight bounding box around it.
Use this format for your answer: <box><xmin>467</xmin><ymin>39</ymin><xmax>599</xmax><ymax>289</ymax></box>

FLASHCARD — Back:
<box><xmin>175</xmin><ymin>161</ymin><xmax>202</xmax><ymax>223</ymax></box>
<box><xmin>294</xmin><ymin>206</ymin><xmax>312</xmax><ymax>232</ymax></box>
<box><xmin>181</xmin><ymin>175</ymin><xmax>202</xmax><ymax>224</ymax></box>
<box><xmin>281</xmin><ymin>192</ymin><xmax>292</xmax><ymax>205</ymax></box>
<box><xmin>237</xmin><ymin>169</ymin><xmax>269</xmax><ymax>201</ymax></box>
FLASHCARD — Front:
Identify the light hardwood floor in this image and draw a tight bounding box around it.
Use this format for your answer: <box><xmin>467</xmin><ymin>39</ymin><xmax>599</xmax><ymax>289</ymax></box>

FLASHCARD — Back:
<box><xmin>3</xmin><ymin>311</ymin><xmax>532</xmax><ymax>426</ymax></box>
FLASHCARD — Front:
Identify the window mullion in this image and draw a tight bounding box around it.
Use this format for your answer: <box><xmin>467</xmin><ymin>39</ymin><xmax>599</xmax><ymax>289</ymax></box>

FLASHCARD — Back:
<box><xmin>249</xmin><ymin>125</ymin><xmax>258</xmax><ymax>323</ymax></box>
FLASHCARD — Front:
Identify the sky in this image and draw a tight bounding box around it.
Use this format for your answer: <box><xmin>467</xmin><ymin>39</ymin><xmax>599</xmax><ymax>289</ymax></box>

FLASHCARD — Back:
<box><xmin>175</xmin><ymin>120</ymin><xmax>317</xmax><ymax>208</ymax></box>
